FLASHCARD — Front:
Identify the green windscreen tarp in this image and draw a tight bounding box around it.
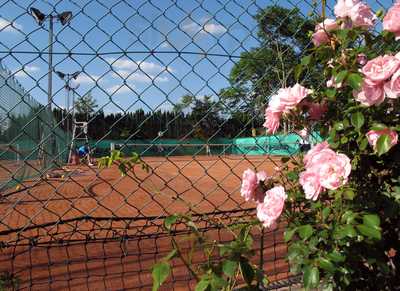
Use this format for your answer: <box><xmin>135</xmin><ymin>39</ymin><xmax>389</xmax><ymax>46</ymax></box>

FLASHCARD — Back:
<box><xmin>89</xmin><ymin>132</ymin><xmax>323</xmax><ymax>157</ymax></box>
<box><xmin>0</xmin><ymin>63</ymin><xmax>68</xmax><ymax>190</ymax></box>
<box><xmin>233</xmin><ymin>132</ymin><xmax>323</xmax><ymax>155</ymax></box>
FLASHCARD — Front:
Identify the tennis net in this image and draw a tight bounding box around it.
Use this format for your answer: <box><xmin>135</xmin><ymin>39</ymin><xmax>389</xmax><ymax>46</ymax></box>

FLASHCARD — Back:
<box><xmin>113</xmin><ymin>143</ymin><xmax>232</xmax><ymax>157</ymax></box>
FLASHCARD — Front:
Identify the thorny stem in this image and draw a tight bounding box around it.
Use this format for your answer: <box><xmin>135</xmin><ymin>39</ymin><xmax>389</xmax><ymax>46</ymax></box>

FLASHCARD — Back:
<box><xmin>171</xmin><ymin>236</ymin><xmax>200</xmax><ymax>281</ymax></box>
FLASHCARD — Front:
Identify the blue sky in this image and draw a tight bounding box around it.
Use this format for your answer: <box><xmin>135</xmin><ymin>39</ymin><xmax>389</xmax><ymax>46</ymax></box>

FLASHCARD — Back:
<box><xmin>0</xmin><ymin>0</ymin><xmax>394</xmax><ymax>114</ymax></box>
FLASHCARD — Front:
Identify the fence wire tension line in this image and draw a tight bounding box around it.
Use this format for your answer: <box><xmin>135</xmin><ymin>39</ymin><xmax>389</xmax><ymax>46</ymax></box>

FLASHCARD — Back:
<box><xmin>0</xmin><ymin>0</ymin><xmax>394</xmax><ymax>290</ymax></box>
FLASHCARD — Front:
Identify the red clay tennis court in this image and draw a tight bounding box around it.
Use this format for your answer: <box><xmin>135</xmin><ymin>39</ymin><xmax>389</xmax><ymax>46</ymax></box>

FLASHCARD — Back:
<box><xmin>0</xmin><ymin>155</ymin><xmax>293</xmax><ymax>290</ymax></box>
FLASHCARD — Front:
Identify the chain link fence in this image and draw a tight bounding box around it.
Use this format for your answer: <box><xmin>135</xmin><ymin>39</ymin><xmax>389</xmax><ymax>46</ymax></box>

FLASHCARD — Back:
<box><xmin>0</xmin><ymin>0</ymin><xmax>392</xmax><ymax>290</ymax></box>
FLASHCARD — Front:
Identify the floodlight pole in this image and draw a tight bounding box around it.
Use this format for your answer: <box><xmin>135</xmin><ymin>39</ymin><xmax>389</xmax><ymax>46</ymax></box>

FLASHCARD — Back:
<box><xmin>47</xmin><ymin>16</ymin><xmax>54</xmax><ymax>113</ymax></box>
<box><xmin>30</xmin><ymin>7</ymin><xmax>72</xmax><ymax>168</ymax></box>
<box><xmin>55</xmin><ymin>70</ymin><xmax>81</xmax><ymax>163</ymax></box>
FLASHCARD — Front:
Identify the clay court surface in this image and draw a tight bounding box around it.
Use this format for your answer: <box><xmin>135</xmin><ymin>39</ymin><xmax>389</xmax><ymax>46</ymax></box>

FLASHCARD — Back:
<box><xmin>0</xmin><ymin>155</ymin><xmax>290</xmax><ymax>290</ymax></box>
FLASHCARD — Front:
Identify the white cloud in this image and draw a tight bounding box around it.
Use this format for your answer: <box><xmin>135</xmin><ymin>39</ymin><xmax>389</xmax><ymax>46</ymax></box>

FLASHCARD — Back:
<box><xmin>158</xmin><ymin>102</ymin><xmax>174</xmax><ymax>112</ymax></box>
<box><xmin>107</xmin><ymin>58</ymin><xmax>172</xmax><ymax>84</ymax></box>
<box><xmin>203</xmin><ymin>23</ymin><xmax>227</xmax><ymax>35</ymax></box>
<box><xmin>112</xmin><ymin>70</ymin><xmax>168</xmax><ymax>83</ymax></box>
<box><xmin>0</xmin><ymin>18</ymin><xmax>22</xmax><ymax>32</ymax></box>
<box><xmin>14</xmin><ymin>65</ymin><xmax>40</xmax><ymax>77</ymax></box>
<box><xmin>161</xmin><ymin>42</ymin><xmax>171</xmax><ymax>48</ymax></box>
<box><xmin>182</xmin><ymin>19</ymin><xmax>226</xmax><ymax>35</ymax></box>
<box><xmin>107</xmin><ymin>58</ymin><xmax>173</xmax><ymax>73</ymax></box>
<box><xmin>106</xmin><ymin>84</ymin><xmax>135</xmax><ymax>95</ymax></box>
<box><xmin>75</xmin><ymin>74</ymin><xmax>101</xmax><ymax>84</ymax></box>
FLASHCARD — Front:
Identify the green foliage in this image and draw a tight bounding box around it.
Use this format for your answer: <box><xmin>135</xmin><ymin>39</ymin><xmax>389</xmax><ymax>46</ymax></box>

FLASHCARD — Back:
<box><xmin>376</xmin><ymin>134</ymin><xmax>391</xmax><ymax>156</ymax></box>
<box><xmin>351</xmin><ymin>112</ymin><xmax>364</xmax><ymax>130</ymax></box>
<box><xmin>150</xmin><ymin>214</ymin><xmax>263</xmax><ymax>290</ymax></box>
<box><xmin>75</xmin><ymin>91</ymin><xmax>98</xmax><ymax>119</ymax></box>
<box><xmin>219</xmin><ymin>5</ymin><xmax>317</xmax><ymax>116</ymax></box>
<box><xmin>98</xmin><ymin>150</ymin><xmax>149</xmax><ymax>176</ymax></box>
<box><xmin>303</xmin><ymin>266</ymin><xmax>319</xmax><ymax>289</ymax></box>
<box><xmin>152</xmin><ymin>262</ymin><xmax>171</xmax><ymax>291</ymax></box>
<box><xmin>347</xmin><ymin>73</ymin><xmax>363</xmax><ymax>90</ymax></box>
<box><xmin>282</xmin><ymin>6</ymin><xmax>400</xmax><ymax>289</ymax></box>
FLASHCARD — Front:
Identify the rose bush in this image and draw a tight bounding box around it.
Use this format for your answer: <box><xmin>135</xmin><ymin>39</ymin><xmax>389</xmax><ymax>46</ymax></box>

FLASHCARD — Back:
<box><xmin>107</xmin><ymin>1</ymin><xmax>400</xmax><ymax>290</ymax></box>
<box><xmin>257</xmin><ymin>0</ymin><xmax>400</xmax><ymax>289</ymax></box>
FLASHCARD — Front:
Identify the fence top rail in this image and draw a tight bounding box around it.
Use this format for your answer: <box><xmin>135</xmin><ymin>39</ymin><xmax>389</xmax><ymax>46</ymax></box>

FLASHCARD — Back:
<box><xmin>115</xmin><ymin>142</ymin><xmax>303</xmax><ymax>147</ymax></box>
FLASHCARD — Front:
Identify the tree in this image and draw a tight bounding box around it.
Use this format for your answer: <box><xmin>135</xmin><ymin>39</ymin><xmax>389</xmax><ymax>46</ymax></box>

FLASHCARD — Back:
<box><xmin>75</xmin><ymin>91</ymin><xmax>98</xmax><ymax>120</ymax></box>
<box><xmin>220</xmin><ymin>5</ymin><xmax>316</xmax><ymax>117</ymax></box>
<box><xmin>175</xmin><ymin>94</ymin><xmax>222</xmax><ymax>139</ymax></box>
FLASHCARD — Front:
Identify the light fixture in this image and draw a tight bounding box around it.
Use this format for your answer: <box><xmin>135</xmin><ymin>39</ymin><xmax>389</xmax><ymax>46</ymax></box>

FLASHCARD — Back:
<box><xmin>55</xmin><ymin>71</ymin><xmax>65</xmax><ymax>79</ymax></box>
<box><xmin>30</xmin><ymin>7</ymin><xmax>72</xmax><ymax>26</ymax></box>
<box><xmin>58</xmin><ymin>11</ymin><xmax>72</xmax><ymax>26</ymax></box>
<box><xmin>71</xmin><ymin>71</ymin><xmax>80</xmax><ymax>79</ymax></box>
<box><xmin>30</xmin><ymin>7</ymin><xmax>46</xmax><ymax>26</ymax></box>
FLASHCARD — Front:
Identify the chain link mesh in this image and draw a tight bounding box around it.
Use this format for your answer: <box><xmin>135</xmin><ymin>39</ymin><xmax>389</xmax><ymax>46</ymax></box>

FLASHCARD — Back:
<box><xmin>0</xmin><ymin>0</ymin><xmax>393</xmax><ymax>290</ymax></box>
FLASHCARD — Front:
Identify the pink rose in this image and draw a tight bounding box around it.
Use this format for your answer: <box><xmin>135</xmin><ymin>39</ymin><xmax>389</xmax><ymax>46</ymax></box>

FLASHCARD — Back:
<box><xmin>366</xmin><ymin>129</ymin><xmax>398</xmax><ymax>151</ymax></box>
<box><xmin>312</xmin><ymin>19</ymin><xmax>338</xmax><ymax>47</ymax></box>
<box><xmin>362</xmin><ymin>55</ymin><xmax>400</xmax><ymax>82</ymax></box>
<box><xmin>241</xmin><ymin>169</ymin><xmax>269</xmax><ymax>202</ymax></box>
<box><xmin>299</xmin><ymin>170</ymin><xmax>322</xmax><ymax>200</ymax></box>
<box><xmin>301</xmin><ymin>143</ymin><xmax>351</xmax><ymax>198</ymax></box>
<box><xmin>313</xmin><ymin>151</ymin><xmax>351</xmax><ymax>190</ymax></box>
<box><xmin>383</xmin><ymin>1</ymin><xmax>400</xmax><ymax>40</ymax></box>
<box><xmin>241</xmin><ymin>169</ymin><xmax>257</xmax><ymax>202</ymax></box>
<box><xmin>334</xmin><ymin>0</ymin><xmax>360</xmax><ymax>18</ymax></box>
<box><xmin>312</xmin><ymin>29</ymin><xmax>330</xmax><ymax>46</ymax></box>
<box><xmin>280</xmin><ymin>83</ymin><xmax>312</xmax><ymax>111</ymax></box>
<box><xmin>263</xmin><ymin>108</ymin><xmax>281</xmax><ymax>134</ymax></box>
<box><xmin>306</xmin><ymin>148</ymin><xmax>338</xmax><ymax>168</ymax></box>
<box><xmin>256</xmin><ymin>186</ymin><xmax>287</xmax><ymax>229</ymax></box>
<box><xmin>256</xmin><ymin>171</ymin><xmax>268</xmax><ymax>182</ymax></box>
<box><xmin>308</xmin><ymin>102</ymin><xmax>327</xmax><ymax>120</ymax></box>
<box><xmin>264</xmin><ymin>84</ymin><xmax>311</xmax><ymax>134</ymax></box>
<box><xmin>316</xmin><ymin>19</ymin><xmax>339</xmax><ymax>31</ymax></box>
<box><xmin>303</xmin><ymin>141</ymin><xmax>330</xmax><ymax>167</ymax></box>
<box><xmin>384</xmin><ymin>69</ymin><xmax>400</xmax><ymax>99</ymax></box>
<box><xmin>350</xmin><ymin>2</ymin><xmax>376</xmax><ymax>28</ymax></box>
<box><xmin>353</xmin><ymin>79</ymin><xmax>384</xmax><ymax>106</ymax></box>
<box><xmin>268</xmin><ymin>91</ymin><xmax>286</xmax><ymax>113</ymax></box>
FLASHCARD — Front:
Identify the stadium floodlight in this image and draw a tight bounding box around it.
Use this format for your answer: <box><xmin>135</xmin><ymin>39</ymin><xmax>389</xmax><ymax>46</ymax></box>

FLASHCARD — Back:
<box><xmin>71</xmin><ymin>71</ymin><xmax>80</xmax><ymax>79</ymax></box>
<box><xmin>55</xmin><ymin>70</ymin><xmax>81</xmax><ymax>90</ymax></box>
<box><xmin>58</xmin><ymin>11</ymin><xmax>73</xmax><ymax>25</ymax></box>
<box><xmin>55</xmin><ymin>70</ymin><xmax>66</xmax><ymax>80</ymax></box>
<box><xmin>30</xmin><ymin>7</ymin><xmax>74</xmax><ymax>111</ymax></box>
<box><xmin>30</xmin><ymin>8</ymin><xmax>46</xmax><ymax>25</ymax></box>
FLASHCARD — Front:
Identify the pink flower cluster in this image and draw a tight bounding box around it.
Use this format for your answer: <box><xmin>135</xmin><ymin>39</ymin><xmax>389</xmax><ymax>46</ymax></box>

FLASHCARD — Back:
<box><xmin>240</xmin><ymin>169</ymin><xmax>268</xmax><ymax>203</ymax></box>
<box><xmin>263</xmin><ymin>84</ymin><xmax>312</xmax><ymax>134</ymax></box>
<box><xmin>312</xmin><ymin>19</ymin><xmax>338</xmax><ymax>47</ymax></box>
<box><xmin>383</xmin><ymin>1</ymin><xmax>400</xmax><ymax>40</ymax></box>
<box><xmin>241</xmin><ymin>169</ymin><xmax>286</xmax><ymax>229</ymax></box>
<box><xmin>313</xmin><ymin>0</ymin><xmax>376</xmax><ymax>47</ymax></box>
<box><xmin>366</xmin><ymin>129</ymin><xmax>398</xmax><ymax>151</ymax></box>
<box><xmin>300</xmin><ymin>142</ymin><xmax>351</xmax><ymax>200</ymax></box>
<box><xmin>334</xmin><ymin>0</ymin><xmax>376</xmax><ymax>28</ymax></box>
<box><xmin>354</xmin><ymin>54</ymin><xmax>400</xmax><ymax>106</ymax></box>
<box><xmin>256</xmin><ymin>186</ymin><xmax>287</xmax><ymax>229</ymax></box>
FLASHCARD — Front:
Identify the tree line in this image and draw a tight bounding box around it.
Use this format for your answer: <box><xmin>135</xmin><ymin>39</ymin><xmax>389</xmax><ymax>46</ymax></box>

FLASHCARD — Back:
<box><xmin>52</xmin><ymin>94</ymin><xmax>262</xmax><ymax>140</ymax></box>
